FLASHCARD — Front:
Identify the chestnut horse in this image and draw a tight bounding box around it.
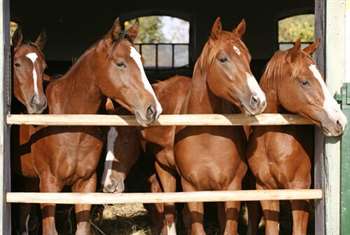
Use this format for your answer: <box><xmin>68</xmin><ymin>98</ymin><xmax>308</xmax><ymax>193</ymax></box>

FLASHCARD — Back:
<box><xmin>102</xmin><ymin>17</ymin><xmax>267</xmax><ymax>235</ymax></box>
<box><xmin>101</xmin><ymin>75</ymin><xmax>192</xmax><ymax>195</ymax></box>
<box><xmin>172</xmin><ymin>17</ymin><xmax>266</xmax><ymax>235</ymax></box>
<box><xmin>247</xmin><ymin>40</ymin><xmax>347</xmax><ymax>235</ymax></box>
<box><xmin>12</xmin><ymin>27</ymin><xmax>48</xmax><ymax>114</ymax></box>
<box><xmin>16</xmin><ymin>18</ymin><xmax>162</xmax><ymax>235</ymax></box>
<box><xmin>11</xmin><ymin>27</ymin><xmax>50</xmax><ymax>235</ymax></box>
<box><xmin>101</xmin><ymin>75</ymin><xmax>191</xmax><ymax>235</ymax></box>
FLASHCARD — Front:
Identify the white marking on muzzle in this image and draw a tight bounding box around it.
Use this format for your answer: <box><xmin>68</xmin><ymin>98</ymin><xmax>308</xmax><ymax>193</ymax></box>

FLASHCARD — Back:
<box><xmin>233</xmin><ymin>46</ymin><xmax>241</xmax><ymax>55</ymax></box>
<box><xmin>246</xmin><ymin>72</ymin><xmax>266</xmax><ymax>106</ymax></box>
<box><xmin>130</xmin><ymin>46</ymin><xmax>163</xmax><ymax>117</ymax></box>
<box><xmin>101</xmin><ymin>127</ymin><xmax>119</xmax><ymax>190</ymax></box>
<box><xmin>167</xmin><ymin>222</ymin><xmax>177</xmax><ymax>235</ymax></box>
<box><xmin>25</xmin><ymin>52</ymin><xmax>39</xmax><ymax>97</ymax></box>
<box><xmin>309</xmin><ymin>64</ymin><xmax>347</xmax><ymax>131</ymax></box>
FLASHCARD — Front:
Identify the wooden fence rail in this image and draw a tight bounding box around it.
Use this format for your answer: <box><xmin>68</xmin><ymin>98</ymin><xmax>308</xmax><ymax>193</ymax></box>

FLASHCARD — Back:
<box><xmin>6</xmin><ymin>114</ymin><xmax>313</xmax><ymax>126</ymax></box>
<box><xmin>7</xmin><ymin>189</ymin><xmax>322</xmax><ymax>204</ymax></box>
<box><xmin>6</xmin><ymin>114</ymin><xmax>318</xmax><ymax>205</ymax></box>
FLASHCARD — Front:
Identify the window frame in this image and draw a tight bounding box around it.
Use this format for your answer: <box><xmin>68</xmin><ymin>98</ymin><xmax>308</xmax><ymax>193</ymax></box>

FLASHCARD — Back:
<box><xmin>120</xmin><ymin>11</ymin><xmax>194</xmax><ymax>70</ymax></box>
<box><xmin>276</xmin><ymin>11</ymin><xmax>315</xmax><ymax>50</ymax></box>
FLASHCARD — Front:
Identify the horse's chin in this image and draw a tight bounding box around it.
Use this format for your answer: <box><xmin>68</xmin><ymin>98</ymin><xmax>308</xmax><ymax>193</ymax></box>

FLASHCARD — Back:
<box><xmin>237</xmin><ymin>98</ymin><xmax>265</xmax><ymax>116</ymax></box>
<box><xmin>241</xmin><ymin>103</ymin><xmax>260</xmax><ymax>116</ymax></box>
<box><xmin>321</xmin><ymin>124</ymin><xmax>344</xmax><ymax>137</ymax></box>
<box><xmin>26</xmin><ymin>104</ymin><xmax>47</xmax><ymax>114</ymax></box>
<box><xmin>135</xmin><ymin>111</ymin><xmax>153</xmax><ymax>127</ymax></box>
<box><xmin>26</xmin><ymin>98</ymin><xmax>48</xmax><ymax>114</ymax></box>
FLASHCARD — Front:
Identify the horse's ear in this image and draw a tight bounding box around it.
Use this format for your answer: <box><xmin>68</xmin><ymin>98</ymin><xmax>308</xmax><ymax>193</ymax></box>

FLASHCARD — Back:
<box><xmin>12</xmin><ymin>26</ymin><xmax>23</xmax><ymax>48</ymax></box>
<box><xmin>127</xmin><ymin>19</ymin><xmax>139</xmax><ymax>43</ymax></box>
<box><xmin>34</xmin><ymin>30</ymin><xmax>47</xmax><ymax>50</ymax></box>
<box><xmin>303</xmin><ymin>38</ymin><xmax>320</xmax><ymax>55</ymax></box>
<box><xmin>105</xmin><ymin>98</ymin><xmax>116</xmax><ymax>114</ymax></box>
<box><xmin>107</xmin><ymin>17</ymin><xmax>122</xmax><ymax>41</ymax></box>
<box><xmin>210</xmin><ymin>17</ymin><xmax>222</xmax><ymax>40</ymax></box>
<box><xmin>288</xmin><ymin>38</ymin><xmax>302</xmax><ymax>62</ymax></box>
<box><xmin>234</xmin><ymin>19</ymin><xmax>246</xmax><ymax>38</ymax></box>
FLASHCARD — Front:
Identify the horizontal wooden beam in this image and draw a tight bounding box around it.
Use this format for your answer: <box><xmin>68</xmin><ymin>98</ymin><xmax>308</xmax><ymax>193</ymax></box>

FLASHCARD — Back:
<box><xmin>7</xmin><ymin>189</ymin><xmax>322</xmax><ymax>204</ymax></box>
<box><xmin>6</xmin><ymin>114</ymin><xmax>313</xmax><ymax>126</ymax></box>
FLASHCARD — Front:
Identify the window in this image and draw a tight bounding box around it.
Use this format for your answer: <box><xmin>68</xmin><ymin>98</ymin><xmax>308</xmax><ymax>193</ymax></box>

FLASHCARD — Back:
<box><xmin>125</xmin><ymin>16</ymin><xmax>190</xmax><ymax>69</ymax></box>
<box><xmin>278</xmin><ymin>14</ymin><xmax>314</xmax><ymax>50</ymax></box>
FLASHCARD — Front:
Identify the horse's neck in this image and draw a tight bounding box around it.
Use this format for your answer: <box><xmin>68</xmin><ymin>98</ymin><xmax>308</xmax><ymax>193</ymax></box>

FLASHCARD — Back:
<box><xmin>47</xmin><ymin>50</ymin><xmax>102</xmax><ymax>114</ymax></box>
<box><xmin>187</xmin><ymin>70</ymin><xmax>236</xmax><ymax>114</ymax></box>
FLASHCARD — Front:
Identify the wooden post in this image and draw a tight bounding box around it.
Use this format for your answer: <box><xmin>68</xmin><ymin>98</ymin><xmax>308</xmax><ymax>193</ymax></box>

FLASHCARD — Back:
<box><xmin>314</xmin><ymin>0</ymin><xmax>326</xmax><ymax>234</ymax></box>
<box><xmin>0</xmin><ymin>0</ymin><xmax>11</xmax><ymax>234</ymax></box>
<box><xmin>341</xmin><ymin>1</ymin><xmax>350</xmax><ymax>234</ymax></box>
<box><xmin>325</xmin><ymin>1</ymin><xmax>346</xmax><ymax>235</ymax></box>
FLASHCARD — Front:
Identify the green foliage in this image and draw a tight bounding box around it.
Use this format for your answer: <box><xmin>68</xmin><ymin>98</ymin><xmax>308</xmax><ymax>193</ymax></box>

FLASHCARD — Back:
<box><xmin>278</xmin><ymin>14</ymin><xmax>314</xmax><ymax>42</ymax></box>
<box><xmin>125</xmin><ymin>16</ymin><xmax>165</xmax><ymax>43</ymax></box>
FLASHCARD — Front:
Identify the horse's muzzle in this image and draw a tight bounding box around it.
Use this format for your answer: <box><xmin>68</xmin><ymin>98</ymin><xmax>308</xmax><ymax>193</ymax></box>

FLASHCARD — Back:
<box><xmin>28</xmin><ymin>95</ymin><xmax>47</xmax><ymax>114</ymax></box>
<box><xmin>244</xmin><ymin>93</ymin><xmax>267</xmax><ymax>115</ymax></box>
<box><xmin>135</xmin><ymin>104</ymin><xmax>159</xmax><ymax>127</ymax></box>
<box><xmin>103</xmin><ymin>179</ymin><xmax>125</xmax><ymax>193</ymax></box>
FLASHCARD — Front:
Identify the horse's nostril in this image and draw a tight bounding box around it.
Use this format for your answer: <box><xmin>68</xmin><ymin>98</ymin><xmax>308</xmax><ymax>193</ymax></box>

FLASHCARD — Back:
<box><xmin>30</xmin><ymin>95</ymin><xmax>40</xmax><ymax>106</ymax></box>
<box><xmin>146</xmin><ymin>105</ymin><xmax>156</xmax><ymax>120</ymax></box>
<box><xmin>105</xmin><ymin>183</ymin><xmax>116</xmax><ymax>193</ymax></box>
<box><xmin>336</xmin><ymin>120</ymin><xmax>343</xmax><ymax>130</ymax></box>
<box><xmin>250</xmin><ymin>95</ymin><xmax>260</xmax><ymax>108</ymax></box>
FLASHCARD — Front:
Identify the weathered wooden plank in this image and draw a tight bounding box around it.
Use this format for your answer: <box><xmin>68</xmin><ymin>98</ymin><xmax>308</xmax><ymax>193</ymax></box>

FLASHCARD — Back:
<box><xmin>325</xmin><ymin>1</ymin><xmax>346</xmax><ymax>235</ymax></box>
<box><xmin>314</xmin><ymin>0</ymin><xmax>326</xmax><ymax>234</ymax></box>
<box><xmin>6</xmin><ymin>189</ymin><xmax>323</xmax><ymax>205</ymax></box>
<box><xmin>6</xmin><ymin>114</ymin><xmax>313</xmax><ymax>126</ymax></box>
<box><xmin>0</xmin><ymin>0</ymin><xmax>11</xmax><ymax>234</ymax></box>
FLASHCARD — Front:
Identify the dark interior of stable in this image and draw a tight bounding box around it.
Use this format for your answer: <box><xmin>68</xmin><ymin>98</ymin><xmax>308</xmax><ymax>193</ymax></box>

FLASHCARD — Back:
<box><xmin>10</xmin><ymin>0</ymin><xmax>316</xmax><ymax>234</ymax></box>
<box><xmin>11</xmin><ymin>0</ymin><xmax>314</xmax><ymax>80</ymax></box>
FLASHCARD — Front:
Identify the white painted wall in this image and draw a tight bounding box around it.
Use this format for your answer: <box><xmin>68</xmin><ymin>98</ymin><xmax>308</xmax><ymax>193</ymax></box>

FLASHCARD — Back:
<box><xmin>325</xmin><ymin>1</ymin><xmax>346</xmax><ymax>235</ymax></box>
<box><xmin>345</xmin><ymin>0</ymin><xmax>350</xmax><ymax>83</ymax></box>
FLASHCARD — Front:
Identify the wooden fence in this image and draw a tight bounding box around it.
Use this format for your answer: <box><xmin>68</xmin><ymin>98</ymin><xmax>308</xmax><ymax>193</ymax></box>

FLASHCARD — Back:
<box><xmin>5</xmin><ymin>113</ymin><xmax>321</xmax><ymax>204</ymax></box>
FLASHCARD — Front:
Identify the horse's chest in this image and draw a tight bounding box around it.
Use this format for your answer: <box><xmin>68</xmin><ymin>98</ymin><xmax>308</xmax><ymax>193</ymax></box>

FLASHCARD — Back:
<box><xmin>175</xmin><ymin>127</ymin><xmax>245</xmax><ymax>189</ymax></box>
<box><xmin>251</xmin><ymin>129</ymin><xmax>312</xmax><ymax>187</ymax></box>
<box><xmin>32</xmin><ymin>129</ymin><xmax>103</xmax><ymax>181</ymax></box>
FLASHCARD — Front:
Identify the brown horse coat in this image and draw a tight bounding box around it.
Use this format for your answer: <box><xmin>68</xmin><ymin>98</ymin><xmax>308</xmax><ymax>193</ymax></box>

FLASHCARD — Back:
<box><xmin>14</xmin><ymin>18</ymin><xmax>162</xmax><ymax>235</ymax></box>
<box><xmin>247</xmin><ymin>40</ymin><xmax>347</xmax><ymax>235</ymax></box>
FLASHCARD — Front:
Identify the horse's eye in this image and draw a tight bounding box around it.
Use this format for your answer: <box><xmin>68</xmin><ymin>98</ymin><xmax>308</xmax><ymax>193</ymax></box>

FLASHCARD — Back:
<box><xmin>301</xmin><ymin>80</ymin><xmax>310</xmax><ymax>86</ymax></box>
<box><xmin>218</xmin><ymin>57</ymin><xmax>228</xmax><ymax>63</ymax></box>
<box><xmin>116</xmin><ymin>62</ymin><xmax>126</xmax><ymax>68</ymax></box>
<box><xmin>14</xmin><ymin>63</ymin><xmax>21</xmax><ymax>67</ymax></box>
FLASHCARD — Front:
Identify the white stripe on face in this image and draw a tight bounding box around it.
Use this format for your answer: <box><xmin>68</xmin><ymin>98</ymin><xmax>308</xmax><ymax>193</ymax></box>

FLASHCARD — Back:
<box><xmin>101</xmin><ymin>127</ymin><xmax>119</xmax><ymax>189</ymax></box>
<box><xmin>25</xmin><ymin>52</ymin><xmax>39</xmax><ymax>97</ymax></box>
<box><xmin>233</xmin><ymin>46</ymin><xmax>241</xmax><ymax>55</ymax></box>
<box><xmin>246</xmin><ymin>72</ymin><xmax>266</xmax><ymax>105</ymax></box>
<box><xmin>309</xmin><ymin>64</ymin><xmax>347</xmax><ymax>131</ymax></box>
<box><xmin>129</xmin><ymin>46</ymin><xmax>163</xmax><ymax>117</ymax></box>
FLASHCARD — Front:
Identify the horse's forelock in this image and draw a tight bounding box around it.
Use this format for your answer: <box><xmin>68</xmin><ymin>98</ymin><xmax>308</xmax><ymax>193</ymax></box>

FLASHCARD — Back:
<box><xmin>113</xmin><ymin>30</ymin><xmax>133</xmax><ymax>44</ymax></box>
<box><xmin>14</xmin><ymin>42</ymin><xmax>45</xmax><ymax>59</ymax></box>
<box><xmin>196</xmin><ymin>40</ymin><xmax>219</xmax><ymax>73</ymax></box>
